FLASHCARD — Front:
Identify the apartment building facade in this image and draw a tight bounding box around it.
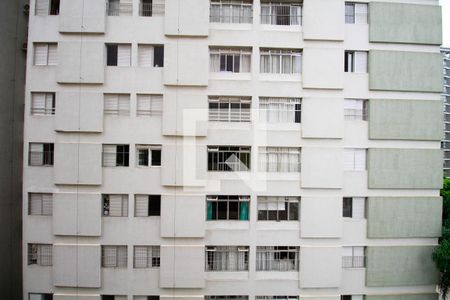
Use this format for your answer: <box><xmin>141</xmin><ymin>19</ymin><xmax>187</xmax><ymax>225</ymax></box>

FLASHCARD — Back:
<box><xmin>23</xmin><ymin>0</ymin><xmax>443</xmax><ymax>300</ymax></box>
<box><xmin>443</xmin><ymin>47</ymin><xmax>450</xmax><ymax>176</ymax></box>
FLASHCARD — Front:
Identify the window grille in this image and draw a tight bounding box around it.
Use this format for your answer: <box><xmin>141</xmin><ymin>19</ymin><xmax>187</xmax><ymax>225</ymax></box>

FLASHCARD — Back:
<box><xmin>107</xmin><ymin>0</ymin><xmax>133</xmax><ymax>16</ymax></box>
<box><xmin>102</xmin><ymin>144</ymin><xmax>130</xmax><ymax>167</ymax></box>
<box><xmin>135</xmin><ymin>195</ymin><xmax>161</xmax><ymax>217</ymax></box>
<box><xmin>256</xmin><ymin>246</ymin><xmax>299</xmax><ymax>271</ymax></box>
<box><xmin>137</xmin><ymin>95</ymin><xmax>163</xmax><ymax>116</ymax></box>
<box><xmin>257</xmin><ymin>196</ymin><xmax>299</xmax><ymax>221</ymax></box>
<box><xmin>103</xmin><ymin>194</ymin><xmax>129</xmax><ymax>217</ymax></box>
<box><xmin>345</xmin><ymin>2</ymin><xmax>368</xmax><ymax>24</ymax></box>
<box><xmin>206</xmin><ymin>196</ymin><xmax>250</xmax><ymax>221</ymax></box>
<box><xmin>210</xmin><ymin>0</ymin><xmax>253</xmax><ymax>23</ymax></box>
<box><xmin>260</xmin><ymin>49</ymin><xmax>302</xmax><ymax>74</ymax></box>
<box><xmin>344</xmin><ymin>99</ymin><xmax>368</xmax><ymax>121</ymax></box>
<box><xmin>342</xmin><ymin>246</ymin><xmax>365</xmax><ymax>268</ymax></box>
<box><xmin>261</xmin><ymin>2</ymin><xmax>302</xmax><ymax>25</ymax></box>
<box><xmin>134</xmin><ymin>246</ymin><xmax>160</xmax><ymax>268</ymax></box>
<box><xmin>29</xmin><ymin>143</ymin><xmax>54</xmax><ymax>166</ymax></box>
<box><xmin>29</xmin><ymin>193</ymin><xmax>53</xmax><ymax>216</ymax></box>
<box><xmin>344</xmin><ymin>148</ymin><xmax>366</xmax><ymax>171</ymax></box>
<box><xmin>31</xmin><ymin>93</ymin><xmax>55</xmax><ymax>116</ymax></box>
<box><xmin>206</xmin><ymin>246</ymin><xmax>249</xmax><ymax>271</ymax></box>
<box><xmin>259</xmin><ymin>97</ymin><xmax>301</xmax><ymax>123</ymax></box>
<box><xmin>104</xmin><ymin>94</ymin><xmax>130</xmax><ymax>116</ymax></box>
<box><xmin>102</xmin><ymin>245</ymin><xmax>128</xmax><ymax>268</ymax></box>
<box><xmin>34</xmin><ymin>43</ymin><xmax>57</xmax><ymax>66</ymax></box>
<box><xmin>208</xmin><ymin>96</ymin><xmax>251</xmax><ymax>122</ymax></box>
<box><xmin>259</xmin><ymin>147</ymin><xmax>300</xmax><ymax>172</ymax></box>
<box><xmin>28</xmin><ymin>243</ymin><xmax>52</xmax><ymax>266</ymax></box>
<box><xmin>207</xmin><ymin>146</ymin><xmax>251</xmax><ymax>171</ymax></box>
<box><xmin>210</xmin><ymin>48</ymin><xmax>252</xmax><ymax>73</ymax></box>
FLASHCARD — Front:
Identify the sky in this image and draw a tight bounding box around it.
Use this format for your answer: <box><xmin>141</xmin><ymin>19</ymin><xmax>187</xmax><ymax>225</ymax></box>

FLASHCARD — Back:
<box><xmin>441</xmin><ymin>0</ymin><xmax>450</xmax><ymax>46</ymax></box>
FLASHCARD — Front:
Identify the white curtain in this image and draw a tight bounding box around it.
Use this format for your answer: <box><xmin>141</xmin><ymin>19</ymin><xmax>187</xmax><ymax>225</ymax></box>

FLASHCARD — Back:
<box><xmin>261</xmin><ymin>5</ymin><xmax>270</xmax><ymax>24</ymax></box>
<box><xmin>260</xmin><ymin>54</ymin><xmax>270</xmax><ymax>73</ymax></box>
<box><xmin>291</xmin><ymin>5</ymin><xmax>301</xmax><ymax>25</ymax></box>
<box><xmin>281</xmin><ymin>55</ymin><xmax>291</xmax><ymax>74</ymax></box>
<box><xmin>241</xmin><ymin>54</ymin><xmax>251</xmax><ymax>72</ymax></box>
<box><xmin>292</xmin><ymin>54</ymin><xmax>302</xmax><ymax>74</ymax></box>
<box><xmin>354</xmin><ymin>51</ymin><xmax>368</xmax><ymax>73</ymax></box>
<box><xmin>210</xmin><ymin>53</ymin><xmax>220</xmax><ymax>72</ymax></box>
<box><xmin>354</xmin><ymin>3</ymin><xmax>368</xmax><ymax>24</ymax></box>
<box><xmin>210</xmin><ymin>3</ymin><xmax>220</xmax><ymax>22</ymax></box>
<box><xmin>271</xmin><ymin>54</ymin><xmax>280</xmax><ymax>73</ymax></box>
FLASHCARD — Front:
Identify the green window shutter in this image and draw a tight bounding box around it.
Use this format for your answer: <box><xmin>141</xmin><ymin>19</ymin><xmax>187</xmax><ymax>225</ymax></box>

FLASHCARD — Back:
<box><xmin>239</xmin><ymin>202</ymin><xmax>249</xmax><ymax>220</ymax></box>
<box><xmin>207</xmin><ymin>202</ymin><xmax>213</xmax><ymax>220</ymax></box>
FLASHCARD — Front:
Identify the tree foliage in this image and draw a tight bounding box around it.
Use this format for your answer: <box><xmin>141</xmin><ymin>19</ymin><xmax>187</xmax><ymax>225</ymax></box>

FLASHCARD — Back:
<box><xmin>433</xmin><ymin>177</ymin><xmax>450</xmax><ymax>299</ymax></box>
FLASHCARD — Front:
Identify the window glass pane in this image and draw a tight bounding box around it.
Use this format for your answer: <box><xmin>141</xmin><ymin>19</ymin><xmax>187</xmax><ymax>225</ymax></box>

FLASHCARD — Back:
<box><xmin>229</xmin><ymin>201</ymin><xmax>239</xmax><ymax>220</ymax></box>
<box><xmin>343</xmin><ymin>197</ymin><xmax>352</xmax><ymax>217</ymax></box>
<box><xmin>151</xmin><ymin>149</ymin><xmax>161</xmax><ymax>166</ymax></box>
<box><xmin>217</xmin><ymin>201</ymin><xmax>228</xmax><ymax>219</ymax></box>
<box><xmin>153</xmin><ymin>46</ymin><xmax>164</xmax><ymax>67</ymax></box>
<box><xmin>107</xmin><ymin>45</ymin><xmax>118</xmax><ymax>66</ymax></box>
<box><xmin>148</xmin><ymin>195</ymin><xmax>161</xmax><ymax>216</ymax></box>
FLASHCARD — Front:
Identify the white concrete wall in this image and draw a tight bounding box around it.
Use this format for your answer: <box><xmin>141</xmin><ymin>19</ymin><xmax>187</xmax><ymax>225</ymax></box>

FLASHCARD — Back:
<box><xmin>164</xmin><ymin>0</ymin><xmax>209</xmax><ymax>36</ymax></box>
<box><xmin>301</xmin><ymin>197</ymin><xmax>342</xmax><ymax>238</ymax></box>
<box><xmin>59</xmin><ymin>0</ymin><xmax>106</xmax><ymax>33</ymax></box>
<box><xmin>302</xmin><ymin>98</ymin><xmax>344</xmax><ymax>139</ymax></box>
<box><xmin>300</xmin><ymin>246</ymin><xmax>342</xmax><ymax>288</ymax></box>
<box><xmin>301</xmin><ymin>147</ymin><xmax>344</xmax><ymax>188</ymax></box>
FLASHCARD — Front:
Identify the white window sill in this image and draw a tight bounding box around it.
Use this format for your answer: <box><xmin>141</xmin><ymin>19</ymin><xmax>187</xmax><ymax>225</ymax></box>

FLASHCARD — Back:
<box><xmin>209</xmin><ymin>72</ymin><xmax>252</xmax><ymax>81</ymax></box>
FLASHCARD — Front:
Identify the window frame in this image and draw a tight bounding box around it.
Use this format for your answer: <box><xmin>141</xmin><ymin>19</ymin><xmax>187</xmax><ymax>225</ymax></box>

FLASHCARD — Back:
<box><xmin>260</xmin><ymin>2</ymin><xmax>302</xmax><ymax>26</ymax></box>
<box><xmin>134</xmin><ymin>194</ymin><xmax>161</xmax><ymax>217</ymax></box>
<box><xmin>258</xmin><ymin>147</ymin><xmax>301</xmax><ymax>173</ymax></box>
<box><xmin>205</xmin><ymin>246</ymin><xmax>250</xmax><ymax>272</ymax></box>
<box><xmin>136</xmin><ymin>94</ymin><xmax>163</xmax><ymax>116</ymax></box>
<box><xmin>208</xmin><ymin>96</ymin><xmax>251</xmax><ymax>122</ymax></box>
<box><xmin>259</xmin><ymin>97</ymin><xmax>301</xmax><ymax>124</ymax></box>
<box><xmin>210</xmin><ymin>48</ymin><xmax>252</xmax><ymax>73</ymax></box>
<box><xmin>102</xmin><ymin>194</ymin><xmax>129</xmax><ymax>217</ymax></box>
<box><xmin>102</xmin><ymin>144</ymin><xmax>130</xmax><ymax>167</ymax></box>
<box><xmin>28</xmin><ymin>193</ymin><xmax>53</xmax><ymax>216</ymax></box>
<box><xmin>255</xmin><ymin>246</ymin><xmax>300</xmax><ymax>271</ymax></box>
<box><xmin>28</xmin><ymin>143</ymin><xmax>54</xmax><ymax>166</ymax></box>
<box><xmin>33</xmin><ymin>43</ymin><xmax>57</xmax><ymax>66</ymax></box>
<box><xmin>28</xmin><ymin>243</ymin><xmax>53</xmax><ymax>266</ymax></box>
<box><xmin>342</xmin><ymin>246</ymin><xmax>366</xmax><ymax>268</ymax></box>
<box><xmin>101</xmin><ymin>245</ymin><xmax>128</xmax><ymax>268</ymax></box>
<box><xmin>136</xmin><ymin>145</ymin><xmax>162</xmax><ymax>167</ymax></box>
<box><xmin>133</xmin><ymin>245</ymin><xmax>160</xmax><ymax>268</ymax></box>
<box><xmin>260</xmin><ymin>48</ymin><xmax>302</xmax><ymax>74</ymax></box>
<box><xmin>210</xmin><ymin>0</ymin><xmax>253</xmax><ymax>24</ymax></box>
<box><xmin>104</xmin><ymin>94</ymin><xmax>131</xmax><ymax>116</ymax></box>
<box><xmin>206</xmin><ymin>195</ymin><xmax>250</xmax><ymax>221</ymax></box>
<box><xmin>31</xmin><ymin>92</ymin><xmax>56</xmax><ymax>116</ymax></box>
<box><xmin>207</xmin><ymin>146</ymin><xmax>251</xmax><ymax>172</ymax></box>
<box><xmin>257</xmin><ymin>196</ymin><xmax>300</xmax><ymax>221</ymax></box>
<box><xmin>344</xmin><ymin>99</ymin><xmax>368</xmax><ymax>121</ymax></box>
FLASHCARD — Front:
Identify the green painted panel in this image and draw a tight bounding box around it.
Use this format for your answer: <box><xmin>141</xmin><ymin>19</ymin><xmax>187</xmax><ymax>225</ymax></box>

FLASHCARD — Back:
<box><xmin>366</xmin><ymin>294</ymin><xmax>438</xmax><ymax>300</ymax></box>
<box><xmin>367</xmin><ymin>197</ymin><xmax>442</xmax><ymax>238</ymax></box>
<box><xmin>369</xmin><ymin>99</ymin><xmax>443</xmax><ymax>141</ymax></box>
<box><xmin>368</xmin><ymin>148</ymin><xmax>442</xmax><ymax>189</ymax></box>
<box><xmin>369</xmin><ymin>50</ymin><xmax>443</xmax><ymax>93</ymax></box>
<box><xmin>369</xmin><ymin>2</ymin><xmax>442</xmax><ymax>45</ymax></box>
<box><xmin>366</xmin><ymin>246</ymin><xmax>439</xmax><ymax>287</ymax></box>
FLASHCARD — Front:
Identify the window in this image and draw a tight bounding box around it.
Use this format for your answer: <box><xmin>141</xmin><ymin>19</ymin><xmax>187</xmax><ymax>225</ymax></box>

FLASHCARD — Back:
<box><xmin>344</xmin><ymin>51</ymin><xmax>368</xmax><ymax>73</ymax></box>
<box><xmin>138</xmin><ymin>45</ymin><xmax>164</xmax><ymax>67</ymax></box>
<box><xmin>136</xmin><ymin>145</ymin><xmax>161</xmax><ymax>167</ymax></box>
<box><xmin>103</xmin><ymin>144</ymin><xmax>130</xmax><ymax>167</ymax></box>
<box><xmin>208</xmin><ymin>96</ymin><xmax>251</xmax><ymax>122</ymax></box>
<box><xmin>208</xmin><ymin>146</ymin><xmax>251</xmax><ymax>171</ymax></box>
<box><xmin>135</xmin><ymin>297</ymin><xmax>160</xmax><ymax>300</ymax></box>
<box><xmin>34</xmin><ymin>43</ymin><xmax>57</xmax><ymax>66</ymax></box>
<box><xmin>29</xmin><ymin>293</ymin><xmax>53</xmax><ymax>300</ymax></box>
<box><xmin>259</xmin><ymin>147</ymin><xmax>301</xmax><ymax>172</ymax></box>
<box><xmin>135</xmin><ymin>195</ymin><xmax>161</xmax><ymax>216</ymax></box>
<box><xmin>341</xmin><ymin>297</ymin><xmax>364</xmax><ymax>300</ymax></box>
<box><xmin>343</xmin><ymin>197</ymin><xmax>366</xmax><ymax>219</ymax></box>
<box><xmin>28</xmin><ymin>244</ymin><xmax>52</xmax><ymax>266</ymax></box>
<box><xmin>344</xmin><ymin>99</ymin><xmax>367</xmax><ymax>121</ymax></box>
<box><xmin>35</xmin><ymin>0</ymin><xmax>59</xmax><ymax>15</ymax></box>
<box><xmin>139</xmin><ymin>0</ymin><xmax>153</xmax><ymax>16</ymax></box>
<box><xmin>106</xmin><ymin>44</ymin><xmax>132</xmax><ymax>67</ymax></box>
<box><xmin>256</xmin><ymin>246</ymin><xmax>299</xmax><ymax>271</ymax></box>
<box><xmin>206</xmin><ymin>246</ymin><xmax>249</xmax><ymax>271</ymax></box>
<box><xmin>206</xmin><ymin>196</ymin><xmax>250</xmax><ymax>221</ymax></box>
<box><xmin>206</xmin><ymin>297</ymin><xmax>248</xmax><ymax>300</ymax></box>
<box><xmin>260</xmin><ymin>49</ymin><xmax>302</xmax><ymax>74</ymax></box>
<box><xmin>31</xmin><ymin>93</ymin><xmax>55</xmax><ymax>116</ymax></box>
<box><xmin>210</xmin><ymin>0</ymin><xmax>253</xmax><ymax>23</ymax></box>
<box><xmin>104</xmin><ymin>94</ymin><xmax>130</xmax><ymax>116</ymax></box>
<box><xmin>257</xmin><ymin>196</ymin><xmax>299</xmax><ymax>221</ymax></box>
<box><xmin>29</xmin><ymin>193</ymin><xmax>52</xmax><ymax>216</ymax></box>
<box><xmin>134</xmin><ymin>246</ymin><xmax>160</xmax><ymax>268</ymax></box>
<box><xmin>345</xmin><ymin>2</ymin><xmax>368</xmax><ymax>24</ymax></box>
<box><xmin>137</xmin><ymin>95</ymin><xmax>163</xmax><ymax>116</ymax></box>
<box><xmin>261</xmin><ymin>2</ymin><xmax>301</xmax><ymax>25</ymax></box>
<box><xmin>342</xmin><ymin>246</ymin><xmax>365</xmax><ymax>268</ymax></box>
<box><xmin>102</xmin><ymin>245</ymin><xmax>128</xmax><ymax>268</ymax></box>
<box><xmin>210</xmin><ymin>48</ymin><xmax>251</xmax><ymax>73</ymax></box>
<box><xmin>102</xmin><ymin>296</ymin><xmax>127</xmax><ymax>300</ymax></box>
<box><xmin>107</xmin><ymin>0</ymin><xmax>133</xmax><ymax>16</ymax></box>
<box><xmin>257</xmin><ymin>297</ymin><xmax>298</xmax><ymax>300</ymax></box>
<box><xmin>103</xmin><ymin>194</ymin><xmax>129</xmax><ymax>217</ymax></box>
<box><xmin>259</xmin><ymin>97</ymin><xmax>301</xmax><ymax>123</ymax></box>
<box><xmin>29</xmin><ymin>143</ymin><xmax>54</xmax><ymax>166</ymax></box>
<box><xmin>344</xmin><ymin>148</ymin><xmax>366</xmax><ymax>171</ymax></box>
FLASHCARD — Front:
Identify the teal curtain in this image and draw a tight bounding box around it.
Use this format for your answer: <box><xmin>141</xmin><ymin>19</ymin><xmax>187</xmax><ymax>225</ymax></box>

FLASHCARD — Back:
<box><xmin>239</xmin><ymin>202</ymin><xmax>249</xmax><ymax>220</ymax></box>
<box><xmin>207</xmin><ymin>202</ymin><xmax>213</xmax><ymax>220</ymax></box>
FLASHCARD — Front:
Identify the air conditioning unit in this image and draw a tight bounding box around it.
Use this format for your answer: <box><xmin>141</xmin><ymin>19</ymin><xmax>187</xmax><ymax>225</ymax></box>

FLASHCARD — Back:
<box><xmin>23</xmin><ymin>3</ymin><xmax>30</xmax><ymax>15</ymax></box>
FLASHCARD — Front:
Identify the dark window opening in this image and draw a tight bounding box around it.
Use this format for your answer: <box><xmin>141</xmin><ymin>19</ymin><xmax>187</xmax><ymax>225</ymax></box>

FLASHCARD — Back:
<box><xmin>43</xmin><ymin>143</ymin><xmax>54</xmax><ymax>165</ymax></box>
<box><xmin>107</xmin><ymin>44</ymin><xmax>118</xmax><ymax>66</ymax></box>
<box><xmin>343</xmin><ymin>197</ymin><xmax>352</xmax><ymax>218</ymax></box>
<box><xmin>116</xmin><ymin>145</ymin><xmax>129</xmax><ymax>167</ymax></box>
<box><xmin>140</xmin><ymin>0</ymin><xmax>153</xmax><ymax>16</ymax></box>
<box><xmin>148</xmin><ymin>195</ymin><xmax>161</xmax><ymax>216</ymax></box>
<box><xmin>138</xmin><ymin>149</ymin><xmax>149</xmax><ymax>166</ymax></box>
<box><xmin>102</xmin><ymin>296</ymin><xmax>115</xmax><ymax>300</ymax></box>
<box><xmin>154</xmin><ymin>45</ymin><xmax>164</xmax><ymax>67</ymax></box>
<box><xmin>151</xmin><ymin>149</ymin><xmax>161</xmax><ymax>166</ymax></box>
<box><xmin>50</xmin><ymin>0</ymin><xmax>60</xmax><ymax>15</ymax></box>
